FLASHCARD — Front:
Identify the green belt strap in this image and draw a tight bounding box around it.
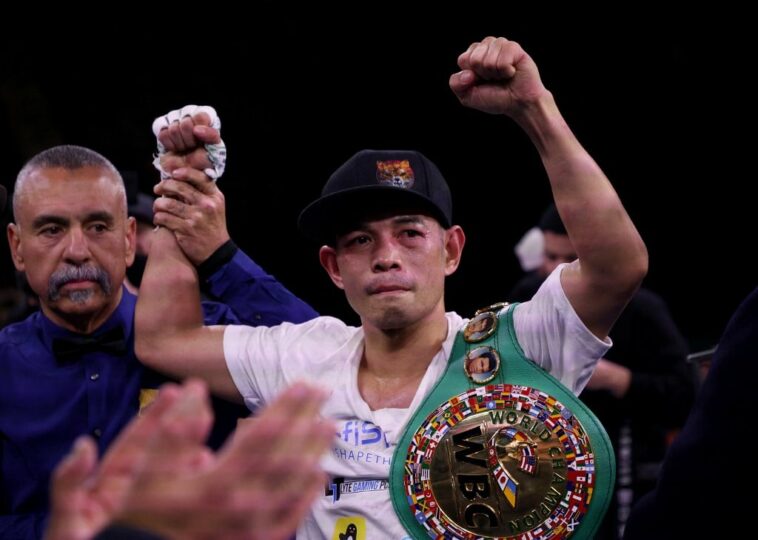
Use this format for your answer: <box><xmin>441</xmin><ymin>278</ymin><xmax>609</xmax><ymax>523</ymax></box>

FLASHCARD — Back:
<box><xmin>390</xmin><ymin>303</ymin><xmax>615</xmax><ymax>539</ymax></box>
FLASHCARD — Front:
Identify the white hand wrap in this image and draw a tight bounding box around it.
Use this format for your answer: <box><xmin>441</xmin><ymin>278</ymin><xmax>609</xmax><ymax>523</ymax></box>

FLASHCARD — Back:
<box><xmin>151</xmin><ymin>105</ymin><xmax>227</xmax><ymax>181</ymax></box>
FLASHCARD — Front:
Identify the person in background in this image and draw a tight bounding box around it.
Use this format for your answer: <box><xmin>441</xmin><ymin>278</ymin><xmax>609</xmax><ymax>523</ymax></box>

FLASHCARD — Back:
<box><xmin>623</xmin><ymin>286</ymin><xmax>758</xmax><ymax>538</ymax></box>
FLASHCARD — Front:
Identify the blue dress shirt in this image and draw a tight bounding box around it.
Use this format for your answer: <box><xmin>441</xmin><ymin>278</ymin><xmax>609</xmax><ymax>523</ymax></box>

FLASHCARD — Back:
<box><xmin>0</xmin><ymin>248</ymin><xmax>317</xmax><ymax>539</ymax></box>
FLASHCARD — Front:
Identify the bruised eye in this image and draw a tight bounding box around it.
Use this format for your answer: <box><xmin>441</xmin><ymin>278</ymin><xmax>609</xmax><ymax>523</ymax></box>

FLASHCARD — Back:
<box><xmin>344</xmin><ymin>234</ymin><xmax>371</xmax><ymax>247</ymax></box>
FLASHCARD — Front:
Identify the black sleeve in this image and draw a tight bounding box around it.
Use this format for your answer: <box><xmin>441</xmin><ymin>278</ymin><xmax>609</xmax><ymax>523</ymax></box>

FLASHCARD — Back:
<box><xmin>616</xmin><ymin>289</ymin><xmax>696</xmax><ymax>426</ymax></box>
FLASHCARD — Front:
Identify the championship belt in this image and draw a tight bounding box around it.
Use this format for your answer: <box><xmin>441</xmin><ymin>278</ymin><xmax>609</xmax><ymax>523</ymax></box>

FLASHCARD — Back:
<box><xmin>390</xmin><ymin>303</ymin><xmax>615</xmax><ymax>539</ymax></box>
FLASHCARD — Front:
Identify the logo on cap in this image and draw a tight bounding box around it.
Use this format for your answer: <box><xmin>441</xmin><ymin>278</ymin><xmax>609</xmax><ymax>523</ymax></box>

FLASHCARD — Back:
<box><xmin>376</xmin><ymin>160</ymin><xmax>414</xmax><ymax>189</ymax></box>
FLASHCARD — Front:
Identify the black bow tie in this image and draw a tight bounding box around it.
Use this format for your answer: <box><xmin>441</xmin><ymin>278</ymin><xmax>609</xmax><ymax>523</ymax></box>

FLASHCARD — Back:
<box><xmin>52</xmin><ymin>325</ymin><xmax>128</xmax><ymax>362</ymax></box>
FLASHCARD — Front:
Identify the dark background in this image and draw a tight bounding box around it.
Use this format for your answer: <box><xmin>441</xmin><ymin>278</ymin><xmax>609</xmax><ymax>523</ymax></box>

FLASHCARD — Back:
<box><xmin>0</xmin><ymin>7</ymin><xmax>753</xmax><ymax>349</ymax></box>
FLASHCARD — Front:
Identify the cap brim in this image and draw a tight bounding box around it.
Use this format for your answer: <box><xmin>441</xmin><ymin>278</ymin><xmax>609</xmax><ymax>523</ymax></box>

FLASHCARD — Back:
<box><xmin>298</xmin><ymin>185</ymin><xmax>451</xmax><ymax>245</ymax></box>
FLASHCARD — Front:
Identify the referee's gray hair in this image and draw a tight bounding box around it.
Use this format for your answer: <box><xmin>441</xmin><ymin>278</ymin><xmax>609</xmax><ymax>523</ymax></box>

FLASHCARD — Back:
<box><xmin>13</xmin><ymin>145</ymin><xmax>125</xmax><ymax>219</ymax></box>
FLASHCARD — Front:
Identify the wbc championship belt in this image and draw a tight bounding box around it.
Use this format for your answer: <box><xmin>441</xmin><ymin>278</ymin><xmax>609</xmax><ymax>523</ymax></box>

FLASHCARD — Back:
<box><xmin>390</xmin><ymin>303</ymin><xmax>615</xmax><ymax>539</ymax></box>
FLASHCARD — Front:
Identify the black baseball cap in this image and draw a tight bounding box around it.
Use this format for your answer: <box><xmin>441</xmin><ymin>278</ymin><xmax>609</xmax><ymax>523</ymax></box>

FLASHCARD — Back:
<box><xmin>298</xmin><ymin>149</ymin><xmax>452</xmax><ymax>244</ymax></box>
<box><xmin>538</xmin><ymin>203</ymin><xmax>566</xmax><ymax>235</ymax></box>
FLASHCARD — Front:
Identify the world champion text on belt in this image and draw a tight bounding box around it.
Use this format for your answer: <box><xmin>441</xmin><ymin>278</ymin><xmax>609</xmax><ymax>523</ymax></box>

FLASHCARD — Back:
<box><xmin>403</xmin><ymin>384</ymin><xmax>595</xmax><ymax>539</ymax></box>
